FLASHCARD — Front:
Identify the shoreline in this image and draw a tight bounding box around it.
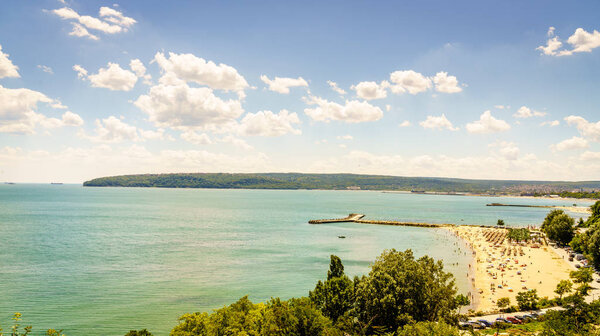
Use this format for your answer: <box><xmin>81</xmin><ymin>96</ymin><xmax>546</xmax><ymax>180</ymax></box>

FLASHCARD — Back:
<box><xmin>443</xmin><ymin>225</ymin><xmax>573</xmax><ymax>314</ymax></box>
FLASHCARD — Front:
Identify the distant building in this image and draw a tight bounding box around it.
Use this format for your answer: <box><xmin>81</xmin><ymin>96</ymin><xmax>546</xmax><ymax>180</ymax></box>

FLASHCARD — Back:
<box><xmin>346</xmin><ymin>186</ymin><xmax>361</xmax><ymax>190</ymax></box>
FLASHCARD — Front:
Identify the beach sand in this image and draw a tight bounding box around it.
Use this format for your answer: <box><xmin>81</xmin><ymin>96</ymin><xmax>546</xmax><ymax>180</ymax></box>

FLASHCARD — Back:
<box><xmin>445</xmin><ymin>225</ymin><xmax>573</xmax><ymax>313</ymax></box>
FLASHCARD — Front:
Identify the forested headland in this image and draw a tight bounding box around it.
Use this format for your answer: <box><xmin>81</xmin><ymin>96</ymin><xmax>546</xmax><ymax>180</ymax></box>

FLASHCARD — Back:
<box><xmin>83</xmin><ymin>172</ymin><xmax>600</xmax><ymax>195</ymax></box>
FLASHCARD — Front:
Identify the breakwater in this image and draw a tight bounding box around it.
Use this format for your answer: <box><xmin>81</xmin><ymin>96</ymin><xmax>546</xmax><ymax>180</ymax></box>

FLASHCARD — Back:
<box><xmin>309</xmin><ymin>213</ymin><xmax>448</xmax><ymax>228</ymax></box>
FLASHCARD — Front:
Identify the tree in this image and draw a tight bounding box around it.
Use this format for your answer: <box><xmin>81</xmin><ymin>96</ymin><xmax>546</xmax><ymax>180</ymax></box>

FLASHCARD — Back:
<box><xmin>124</xmin><ymin>330</ymin><xmax>153</xmax><ymax>336</ymax></box>
<box><xmin>508</xmin><ymin>228</ymin><xmax>531</xmax><ymax>242</ymax></box>
<box><xmin>554</xmin><ymin>280</ymin><xmax>573</xmax><ymax>301</ymax></box>
<box><xmin>497</xmin><ymin>297</ymin><xmax>510</xmax><ymax>312</ymax></box>
<box><xmin>542</xmin><ymin>210</ymin><xmax>565</xmax><ymax>230</ymax></box>
<box><xmin>570</xmin><ymin>268</ymin><xmax>594</xmax><ymax>296</ymax></box>
<box><xmin>353</xmin><ymin>249</ymin><xmax>458</xmax><ymax>333</ymax></box>
<box><xmin>497</xmin><ymin>219</ymin><xmax>505</xmax><ymax>227</ymax></box>
<box><xmin>396</xmin><ymin>321</ymin><xmax>460</xmax><ymax>336</ymax></box>
<box><xmin>543</xmin><ymin>213</ymin><xmax>575</xmax><ymax>245</ymax></box>
<box><xmin>454</xmin><ymin>294</ymin><xmax>470</xmax><ymax>314</ymax></box>
<box><xmin>516</xmin><ymin>290</ymin><xmax>539</xmax><ymax>311</ymax></box>
<box><xmin>309</xmin><ymin>255</ymin><xmax>354</xmax><ymax>322</ymax></box>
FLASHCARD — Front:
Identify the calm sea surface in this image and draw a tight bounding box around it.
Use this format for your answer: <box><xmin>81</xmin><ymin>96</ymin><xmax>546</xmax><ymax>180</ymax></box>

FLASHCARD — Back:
<box><xmin>0</xmin><ymin>184</ymin><xmax>592</xmax><ymax>335</ymax></box>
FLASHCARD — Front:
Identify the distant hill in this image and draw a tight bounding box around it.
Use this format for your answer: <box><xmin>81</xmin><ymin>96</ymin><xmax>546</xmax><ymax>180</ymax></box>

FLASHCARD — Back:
<box><xmin>82</xmin><ymin>173</ymin><xmax>600</xmax><ymax>194</ymax></box>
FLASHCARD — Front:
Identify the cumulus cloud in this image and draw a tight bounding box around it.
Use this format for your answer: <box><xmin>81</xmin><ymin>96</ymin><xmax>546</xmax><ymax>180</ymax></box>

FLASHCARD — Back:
<box><xmin>37</xmin><ymin>65</ymin><xmax>54</xmax><ymax>74</ymax></box>
<box><xmin>537</xmin><ymin>27</ymin><xmax>600</xmax><ymax>56</ymax></box>
<box><xmin>0</xmin><ymin>45</ymin><xmax>20</xmax><ymax>78</ymax></box>
<box><xmin>303</xmin><ymin>95</ymin><xmax>383</xmax><ymax>123</ymax></box>
<box><xmin>513</xmin><ymin>106</ymin><xmax>547</xmax><ymax>118</ymax></box>
<box><xmin>389</xmin><ymin>70</ymin><xmax>432</xmax><ymax>95</ymax></box>
<box><xmin>135</xmin><ymin>83</ymin><xmax>244</xmax><ymax>131</ymax></box>
<box><xmin>238</xmin><ymin>110</ymin><xmax>301</xmax><ymax>136</ymax></box>
<box><xmin>0</xmin><ymin>85</ymin><xmax>82</xmax><ymax>133</ymax></box>
<box><xmin>220</xmin><ymin>135</ymin><xmax>253</xmax><ymax>150</ymax></box>
<box><xmin>419</xmin><ymin>114</ymin><xmax>458</xmax><ymax>131</ymax></box>
<box><xmin>181</xmin><ymin>131</ymin><xmax>212</xmax><ymax>145</ymax></box>
<box><xmin>75</xmin><ymin>63</ymin><xmax>138</xmax><ymax>91</ymax></box>
<box><xmin>50</xmin><ymin>6</ymin><xmax>136</xmax><ymax>40</ymax></box>
<box><xmin>79</xmin><ymin>116</ymin><xmax>167</xmax><ymax>143</ymax></box>
<box><xmin>432</xmin><ymin>72</ymin><xmax>462</xmax><ymax>93</ymax></box>
<box><xmin>154</xmin><ymin>52</ymin><xmax>249</xmax><ymax>98</ymax></box>
<box><xmin>489</xmin><ymin>141</ymin><xmax>520</xmax><ymax>160</ymax></box>
<box><xmin>0</xmin><ymin>145</ymin><xmax>270</xmax><ymax>183</ymax></box>
<box><xmin>565</xmin><ymin>115</ymin><xmax>600</xmax><ymax>141</ymax></box>
<box><xmin>466</xmin><ymin>111</ymin><xmax>511</xmax><ymax>134</ymax></box>
<box><xmin>129</xmin><ymin>59</ymin><xmax>152</xmax><ymax>85</ymax></box>
<box><xmin>398</xmin><ymin>120</ymin><xmax>411</xmax><ymax>127</ymax></box>
<box><xmin>551</xmin><ymin>136</ymin><xmax>589</xmax><ymax>151</ymax></box>
<box><xmin>540</xmin><ymin>120</ymin><xmax>560</xmax><ymax>127</ymax></box>
<box><xmin>351</xmin><ymin>81</ymin><xmax>388</xmax><ymax>100</ymax></box>
<box><xmin>581</xmin><ymin>151</ymin><xmax>600</xmax><ymax>161</ymax></box>
<box><xmin>337</xmin><ymin>135</ymin><xmax>353</xmax><ymax>140</ymax></box>
<box><xmin>327</xmin><ymin>80</ymin><xmax>346</xmax><ymax>95</ymax></box>
<box><xmin>260</xmin><ymin>75</ymin><xmax>308</xmax><ymax>94</ymax></box>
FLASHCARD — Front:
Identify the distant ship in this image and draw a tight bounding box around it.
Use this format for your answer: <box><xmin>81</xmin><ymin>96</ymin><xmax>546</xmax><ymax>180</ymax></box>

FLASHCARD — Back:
<box><xmin>4</xmin><ymin>182</ymin><xmax>15</xmax><ymax>184</ymax></box>
<box><xmin>50</xmin><ymin>182</ymin><xmax>63</xmax><ymax>185</ymax></box>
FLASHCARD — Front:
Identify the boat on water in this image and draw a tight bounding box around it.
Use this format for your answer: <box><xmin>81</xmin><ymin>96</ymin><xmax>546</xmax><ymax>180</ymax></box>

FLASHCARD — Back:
<box><xmin>50</xmin><ymin>182</ymin><xmax>63</xmax><ymax>185</ymax></box>
<box><xmin>4</xmin><ymin>182</ymin><xmax>15</xmax><ymax>184</ymax></box>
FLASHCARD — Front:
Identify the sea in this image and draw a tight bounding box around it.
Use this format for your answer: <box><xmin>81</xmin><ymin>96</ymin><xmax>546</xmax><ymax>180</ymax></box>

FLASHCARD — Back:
<box><xmin>0</xmin><ymin>184</ymin><xmax>593</xmax><ymax>335</ymax></box>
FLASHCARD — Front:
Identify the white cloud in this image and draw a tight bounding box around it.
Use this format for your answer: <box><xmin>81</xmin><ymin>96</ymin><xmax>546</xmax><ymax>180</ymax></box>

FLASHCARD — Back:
<box><xmin>260</xmin><ymin>75</ymin><xmax>308</xmax><ymax>94</ymax></box>
<box><xmin>69</xmin><ymin>22</ymin><xmax>99</xmax><ymax>40</ymax></box>
<box><xmin>432</xmin><ymin>72</ymin><xmax>462</xmax><ymax>93</ymax></box>
<box><xmin>351</xmin><ymin>81</ymin><xmax>388</xmax><ymax>100</ymax></box>
<box><xmin>0</xmin><ymin>85</ymin><xmax>81</xmax><ymax>133</ymax></box>
<box><xmin>50</xmin><ymin>6</ymin><xmax>135</xmax><ymax>39</ymax></box>
<box><xmin>0</xmin><ymin>145</ymin><xmax>270</xmax><ymax>183</ymax></box>
<box><xmin>238</xmin><ymin>110</ymin><xmax>301</xmax><ymax>136</ymax></box>
<box><xmin>489</xmin><ymin>141</ymin><xmax>520</xmax><ymax>160</ymax></box>
<box><xmin>181</xmin><ymin>131</ymin><xmax>212</xmax><ymax>145</ymax></box>
<box><xmin>540</xmin><ymin>120</ymin><xmax>560</xmax><ymax>127</ymax></box>
<box><xmin>0</xmin><ymin>45</ymin><xmax>20</xmax><ymax>78</ymax></box>
<box><xmin>85</xmin><ymin>63</ymin><xmax>138</xmax><ymax>91</ymax></box>
<box><xmin>466</xmin><ymin>110</ymin><xmax>511</xmax><ymax>134</ymax></box>
<box><xmin>389</xmin><ymin>70</ymin><xmax>432</xmax><ymax>95</ymax></box>
<box><xmin>419</xmin><ymin>114</ymin><xmax>458</xmax><ymax>131</ymax></box>
<box><xmin>135</xmin><ymin>83</ymin><xmax>244</xmax><ymax>131</ymax></box>
<box><xmin>494</xmin><ymin>105</ymin><xmax>506</xmax><ymax>109</ymax></box>
<box><xmin>337</xmin><ymin>135</ymin><xmax>353</xmax><ymax>140</ymax></box>
<box><xmin>303</xmin><ymin>95</ymin><xmax>383</xmax><ymax>123</ymax></box>
<box><xmin>220</xmin><ymin>135</ymin><xmax>253</xmax><ymax>150</ymax></box>
<box><xmin>327</xmin><ymin>80</ymin><xmax>346</xmax><ymax>95</ymax></box>
<box><xmin>37</xmin><ymin>65</ymin><xmax>54</xmax><ymax>74</ymax></box>
<box><xmin>385</xmin><ymin>104</ymin><xmax>391</xmax><ymax>112</ymax></box>
<box><xmin>513</xmin><ymin>106</ymin><xmax>547</xmax><ymax>118</ymax></box>
<box><xmin>565</xmin><ymin>115</ymin><xmax>600</xmax><ymax>141</ymax></box>
<box><xmin>548</xmin><ymin>27</ymin><xmax>556</xmax><ymax>37</ymax></box>
<box><xmin>79</xmin><ymin>116</ymin><xmax>166</xmax><ymax>143</ymax></box>
<box><xmin>73</xmin><ymin>64</ymin><xmax>88</xmax><ymax>78</ymax></box>
<box><xmin>154</xmin><ymin>52</ymin><xmax>249</xmax><ymax>98</ymax></box>
<box><xmin>551</xmin><ymin>136</ymin><xmax>589</xmax><ymax>151</ymax></box>
<box><xmin>399</xmin><ymin>120</ymin><xmax>411</xmax><ymax>127</ymax></box>
<box><xmin>537</xmin><ymin>27</ymin><xmax>600</xmax><ymax>56</ymax></box>
<box><xmin>581</xmin><ymin>151</ymin><xmax>600</xmax><ymax>161</ymax></box>
<box><xmin>129</xmin><ymin>59</ymin><xmax>152</xmax><ymax>85</ymax></box>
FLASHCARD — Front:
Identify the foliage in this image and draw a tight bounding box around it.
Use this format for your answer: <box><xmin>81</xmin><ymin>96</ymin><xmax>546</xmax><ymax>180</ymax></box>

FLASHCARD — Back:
<box><xmin>497</xmin><ymin>297</ymin><xmax>510</xmax><ymax>311</ymax></box>
<box><xmin>497</xmin><ymin>219</ymin><xmax>505</xmax><ymax>226</ymax></box>
<box><xmin>82</xmin><ymin>173</ymin><xmax>600</xmax><ymax>193</ymax></box>
<box><xmin>516</xmin><ymin>290</ymin><xmax>540</xmax><ymax>311</ymax></box>
<box><xmin>124</xmin><ymin>330</ymin><xmax>153</xmax><ymax>336</ymax></box>
<box><xmin>507</xmin><ymin>228</ymin><xmax>531</xmax><ymax>242</ymax></box>
<box><xmin>570</xmin><ymin>268</ymin><xmax>594</xmax><ymax>296</ymax></box>
<box><xmin>542</xmin><ymin>211</ymin><xmax>575</xmax><ymax>245</ymax></box>
<box><xmin>396</xmin><ymin>321</ymin><xmax>460</xmax><ymax>336</ymax></box>
<box><xmin>0</xmin><ymin>313</ymin><xmax>64</xmax><ymax>336</ymax></box>
<box><xmin>170</xmin><ymin>296</ymin><xmax>336</xmax><ymax>336</ymax></box>
<box><xmin>554</xmin><ymin>280</ymin><xmax>573</xmax><ymax>301</ymax></box>
<box><xmin>454</xmin><ymin>294</ymin><xmax>470</xmax><ymax>314</ymax></box>
<box><xmin>309</xmin><ymin>255</ymin><xmax>354</xmax><ymax>322</ymax></box>
<box><xmin>353</xmin><ymin>249</ymin><xmax>459</xmax><ymax>333</ymax></box>
<box><xmin>540</xmin><ymin>299</ymin><xmax>600</xmax><ymax>336</ymax></box>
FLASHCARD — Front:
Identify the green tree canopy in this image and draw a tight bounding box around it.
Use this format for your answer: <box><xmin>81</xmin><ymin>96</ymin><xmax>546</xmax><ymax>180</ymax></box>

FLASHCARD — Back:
<box><xmin>396</xmin><ymin>321</ymin><xmax>460</xmax><ymax>336</ymax></box>
<box><xmin>353</xmin><ymin>249</ymin><xmax>458</xmax><ymax>333</ymax></box>
<box><xmin>516</xmin><ymin>290</ymin><xmax>539</xmax><ymax>311</ymax></box>
<box><xmin>543</xmin><ymin>212</ymin><xmax>575</xmax><ymax>245</ymax></box>
<box><xmin>309</xmin><ymin>255</ymin><xmax>355</xmax><ymax>323</ymax></box>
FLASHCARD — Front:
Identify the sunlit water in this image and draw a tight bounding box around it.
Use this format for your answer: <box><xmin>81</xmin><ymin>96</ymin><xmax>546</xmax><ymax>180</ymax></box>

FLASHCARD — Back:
<box><xmin>0</xmin><ymin>185</ymin><xmax>592</xmax><ymax>335</ymax></box>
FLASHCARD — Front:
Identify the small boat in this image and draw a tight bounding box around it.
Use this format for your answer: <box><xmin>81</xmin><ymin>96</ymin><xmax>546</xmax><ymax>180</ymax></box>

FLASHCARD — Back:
<box><xmin>338</xmin><ymin>235</ymin><xmax>346</xmax><ymax>239</ymax></box>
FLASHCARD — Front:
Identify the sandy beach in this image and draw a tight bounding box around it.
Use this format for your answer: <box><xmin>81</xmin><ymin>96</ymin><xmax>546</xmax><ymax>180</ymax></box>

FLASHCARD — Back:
<box><xmin>445</xmin><ymin>225</ymin><xmax>573</xmax><ymax>313</ymax></box>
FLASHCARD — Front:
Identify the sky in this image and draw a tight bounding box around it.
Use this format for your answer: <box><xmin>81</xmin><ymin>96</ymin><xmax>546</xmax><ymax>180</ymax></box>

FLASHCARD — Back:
<box><xmin>1</xmin><ymin>0</ymin><xmax>600</xmax><ymax>183</ymax></box>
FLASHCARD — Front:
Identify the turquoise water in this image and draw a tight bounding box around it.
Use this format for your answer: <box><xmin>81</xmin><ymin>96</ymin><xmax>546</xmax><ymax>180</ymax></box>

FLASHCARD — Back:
<box><xmin>0</xmin><ymin>185</ymin><xmax>592</xmax><ymax>335</ymax></box>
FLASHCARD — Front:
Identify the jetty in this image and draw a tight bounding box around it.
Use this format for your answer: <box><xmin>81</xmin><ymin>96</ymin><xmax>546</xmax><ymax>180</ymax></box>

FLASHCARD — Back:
<box><xmin>309</xmin><ymin>213</ymin><xmax>447</xmax><ymax>228</ymax></box>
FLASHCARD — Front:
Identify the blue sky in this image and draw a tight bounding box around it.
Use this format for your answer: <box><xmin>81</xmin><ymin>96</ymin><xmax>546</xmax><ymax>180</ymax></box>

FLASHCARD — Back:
<box><xmin>1</xmin><ymin>0</ymin><xmax>600</xmax><ymax>182</ymax></box>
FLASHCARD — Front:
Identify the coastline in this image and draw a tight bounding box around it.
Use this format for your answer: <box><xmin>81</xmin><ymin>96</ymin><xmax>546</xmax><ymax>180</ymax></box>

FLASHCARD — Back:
<box><xmin>443</xmin><ymin>225</ymin><xmax>573</xmax><ymax>314</ymax></box>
